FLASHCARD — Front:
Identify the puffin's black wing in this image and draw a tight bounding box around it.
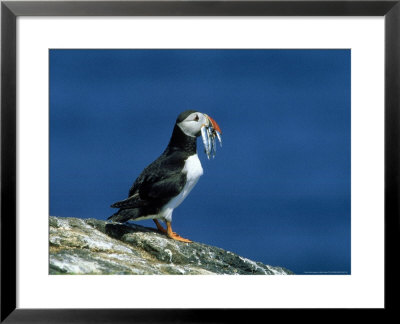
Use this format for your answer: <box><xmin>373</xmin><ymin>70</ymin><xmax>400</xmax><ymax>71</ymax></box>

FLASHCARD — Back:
<box><xmin>111</xmin><ymin>151</ymin><xmax>188</xmax><ymax>209</ymax></box>
<box><xmin>140</xmin><ymin>172</ymin><xmax>186</xmax><ymax>200</ymax></box>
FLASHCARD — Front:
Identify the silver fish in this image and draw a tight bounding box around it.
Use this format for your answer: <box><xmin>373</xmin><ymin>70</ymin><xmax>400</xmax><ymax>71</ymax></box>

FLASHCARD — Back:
<box><xmin>216</xmin><ymin>130</ymin><xmax>222</xmax><ymax>147</ymax></box>
<box><xmin>207</xmin><ymin>127</ymin><xmax>214</xmax><ymax>157</ymax></box>
<box><xmin>201</xmin><ymin>126</ymin><xmax>210</xmax><ymax>159</ymax></box>
<box><xmin>211</xmin><ymin>130</ymin><xmax>217</xmax><ymax>158</ymax></box>
<box><xmin>200</xmin><ymin>117</ymin><xmax>222</xmax><ymax>159</ymax></box>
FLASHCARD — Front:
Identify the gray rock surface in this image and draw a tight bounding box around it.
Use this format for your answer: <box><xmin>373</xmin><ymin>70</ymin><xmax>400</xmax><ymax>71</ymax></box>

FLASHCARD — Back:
<box><xmin>49</xmin><ymin>216</ymin><xmax>293</xmax><ymax>275</ymax></box>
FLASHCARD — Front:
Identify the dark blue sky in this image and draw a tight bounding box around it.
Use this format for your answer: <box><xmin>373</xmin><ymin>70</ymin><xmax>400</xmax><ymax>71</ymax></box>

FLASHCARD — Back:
<box><xmin>50</xmin><ymin>49</ymin><xmax>351</xmax><ymax>274</ymax></box>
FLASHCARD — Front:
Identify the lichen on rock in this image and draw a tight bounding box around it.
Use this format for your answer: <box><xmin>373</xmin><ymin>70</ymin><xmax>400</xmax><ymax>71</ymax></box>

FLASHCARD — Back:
<box><xmin>49</xmin><ymin>216</ymin><xmax>293</xmax><ymax>275</ymax></box>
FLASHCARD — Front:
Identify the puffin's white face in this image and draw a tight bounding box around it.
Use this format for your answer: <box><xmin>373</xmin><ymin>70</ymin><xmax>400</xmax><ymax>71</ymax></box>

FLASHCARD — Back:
<box><xmin>177</xmin><ymin>112</ymin><xmax>208</xmax><ymax>137</ymax></box>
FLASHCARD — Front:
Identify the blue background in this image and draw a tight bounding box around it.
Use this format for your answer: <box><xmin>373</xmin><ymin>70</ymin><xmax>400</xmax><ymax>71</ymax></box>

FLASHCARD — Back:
<box><xmin>50</xmin><ymin>49</ymin><xmax>351</xmax><ymax>274</ymax></box>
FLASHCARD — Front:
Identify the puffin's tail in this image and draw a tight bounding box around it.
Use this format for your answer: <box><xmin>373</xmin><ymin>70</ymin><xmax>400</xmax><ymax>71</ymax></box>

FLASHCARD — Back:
<box><xmin>110</xmin><ymin>194</ymin><xmax>144</xmax><ymax>209</ymax></box>
<box><xmin>107</xmin><ymin>208</ymin><xmax>140</xmax><ymax>223</ymax></box>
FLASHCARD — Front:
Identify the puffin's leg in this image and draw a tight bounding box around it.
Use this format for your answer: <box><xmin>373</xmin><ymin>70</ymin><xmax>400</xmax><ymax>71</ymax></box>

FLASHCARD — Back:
<box><xmin>153</xmin><ymin>219</ymin><xmax>167</xmax><ymax>233</ymax></box>
<box><xmin>166</xmin><ymin>221</ymin><xmax>192</xmax><ymax>243</ymax></box>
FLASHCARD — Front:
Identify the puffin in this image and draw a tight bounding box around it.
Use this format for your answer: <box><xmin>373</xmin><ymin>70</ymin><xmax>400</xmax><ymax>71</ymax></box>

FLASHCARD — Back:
<box><xmin>108</xmin><ymin>110</ymin><xmax>222</xmax><ymax>243</ymax></box>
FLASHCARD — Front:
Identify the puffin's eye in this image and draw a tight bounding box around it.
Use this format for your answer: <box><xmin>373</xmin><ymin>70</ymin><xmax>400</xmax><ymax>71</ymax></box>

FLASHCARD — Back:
<box><xmin>194</xmin><ymin>114</ymin><xmax>199</xmax><ymax>122</ymax></box>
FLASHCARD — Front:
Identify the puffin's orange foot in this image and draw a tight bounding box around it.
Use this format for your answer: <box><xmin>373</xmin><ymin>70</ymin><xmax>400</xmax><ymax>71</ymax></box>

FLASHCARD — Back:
<box><xmin>167</xmin><ymin>232</ymin><xmax>192</xmax><ymax>243</ymax></box>
<box><xmin>166</xmin><ymin>221</ymin><xmax>192</xmax><ymax>243</ymax></box>
<box><xmin>153</xmin><ymin>219</ymin><xmax>167</xmax><ymax>233</ymax></box>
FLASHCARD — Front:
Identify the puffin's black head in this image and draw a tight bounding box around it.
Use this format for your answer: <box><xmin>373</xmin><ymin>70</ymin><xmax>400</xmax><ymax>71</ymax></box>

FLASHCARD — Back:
<box><xmin>176</xmin><ymin>110</ymin><xmax>221</xmax><ymax>138</ymax></box>
<box><xmin>176</xmin><ymin>110</ymin><xmax>198</xmax><ymax>124</ymax></box>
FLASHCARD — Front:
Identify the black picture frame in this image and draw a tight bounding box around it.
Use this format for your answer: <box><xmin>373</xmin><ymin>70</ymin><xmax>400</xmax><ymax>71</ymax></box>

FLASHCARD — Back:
<box><xmin>1</xmin><ymin>0</ymin><xmax>399</xmax><ymax>322</ymax></box>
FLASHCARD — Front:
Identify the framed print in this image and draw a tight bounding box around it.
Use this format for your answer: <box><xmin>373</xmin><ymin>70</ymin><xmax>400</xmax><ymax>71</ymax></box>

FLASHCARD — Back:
<box><xmin>1</xmin><ymin>0</ymin><xmax>399</xmax><ymax>322</ymax></box>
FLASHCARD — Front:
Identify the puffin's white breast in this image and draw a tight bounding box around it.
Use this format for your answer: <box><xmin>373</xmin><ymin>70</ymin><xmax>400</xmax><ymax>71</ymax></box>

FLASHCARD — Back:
<box><xmin>183</xmin><ymin>154</ymin><xmax>204</xmax><ymax>187</ymax></box>
<box><xmin>161</xmin><ymin>154</ymin><xmax>203</xmax><ymax>218</ymax></box>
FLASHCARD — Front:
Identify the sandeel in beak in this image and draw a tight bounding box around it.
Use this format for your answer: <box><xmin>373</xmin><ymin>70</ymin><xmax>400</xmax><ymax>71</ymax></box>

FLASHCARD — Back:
<box><xmin>201</xmin><ymin>114</ymin><xmax>222</xmax><ymax>159</ymax></box>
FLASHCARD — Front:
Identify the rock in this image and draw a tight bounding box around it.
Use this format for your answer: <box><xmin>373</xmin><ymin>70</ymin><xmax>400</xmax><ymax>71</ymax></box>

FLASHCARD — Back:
<box><xmin>49</xmin><ymin>216</ymin><xmax>294</xmax><ymax>275</ymax></box>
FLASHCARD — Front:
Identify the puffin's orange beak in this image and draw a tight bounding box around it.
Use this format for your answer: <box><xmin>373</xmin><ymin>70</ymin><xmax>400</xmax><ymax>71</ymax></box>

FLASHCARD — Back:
<box><xmin>206</xmin><ymin>115</ymin><xmax>222</xmax><ymax>134</ymax></box>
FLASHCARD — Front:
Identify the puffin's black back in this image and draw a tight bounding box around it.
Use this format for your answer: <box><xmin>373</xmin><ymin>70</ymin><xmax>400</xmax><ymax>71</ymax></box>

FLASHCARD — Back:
<box><xmin>128</xmin><ymin>121</ymin><xmax>198</xmax><ymax>197</ymax></box>
<box><xmin>108</xmin><ymin>111</ymin><xmax>199</xmax><ymax>222</ymax></box>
